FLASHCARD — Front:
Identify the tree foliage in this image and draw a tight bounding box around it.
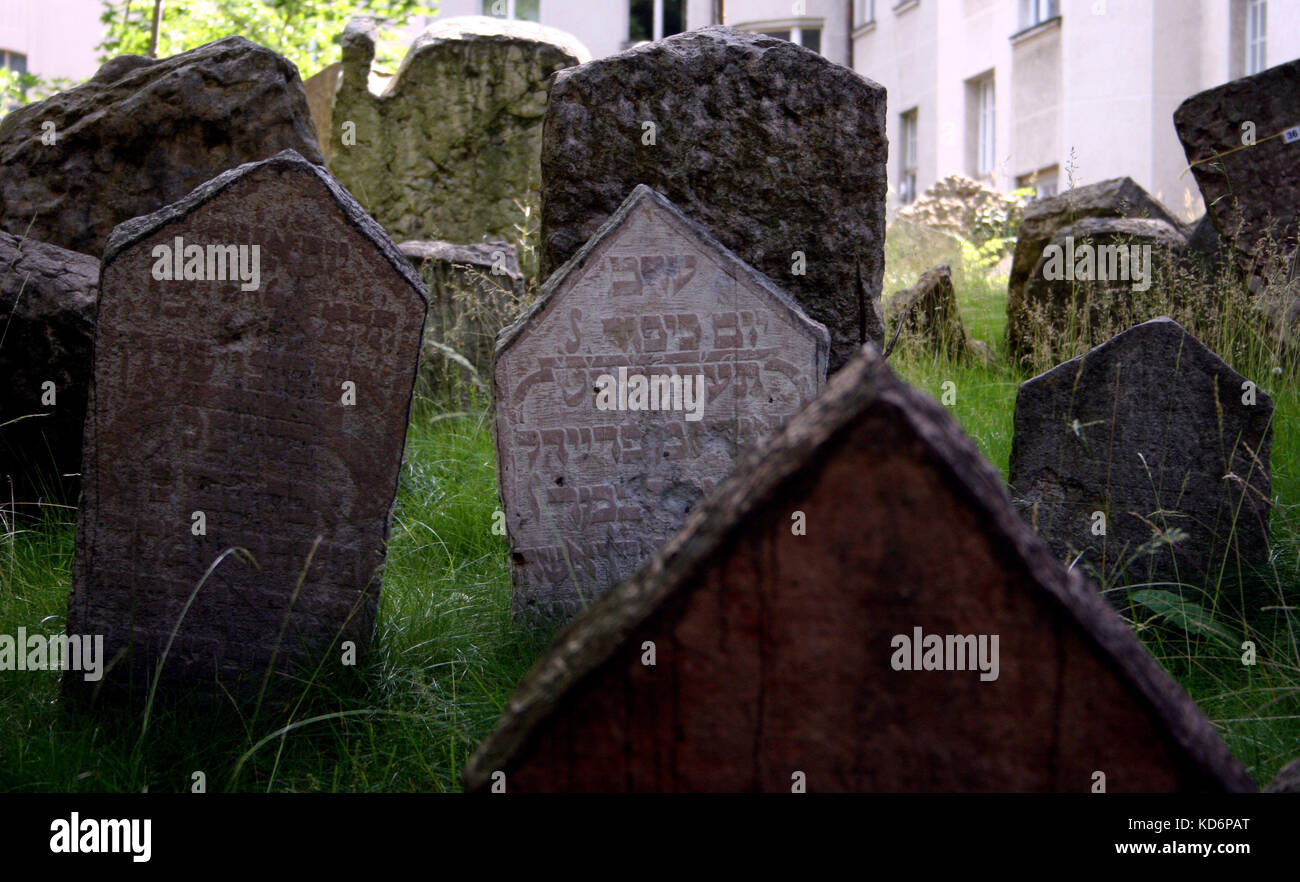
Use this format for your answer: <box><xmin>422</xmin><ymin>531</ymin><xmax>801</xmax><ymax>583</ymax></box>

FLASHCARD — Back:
<box><xmin>97</xmin><ymin>0</ymin><xmax>441</xmax><ymax>78</ymax></box>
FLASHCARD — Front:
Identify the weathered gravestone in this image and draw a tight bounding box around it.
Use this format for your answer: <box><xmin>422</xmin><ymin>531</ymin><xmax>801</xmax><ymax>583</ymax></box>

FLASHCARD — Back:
<box><xmin>0</xmin><ymin>231</ymin><xmax>97</xmax><ymax>505</ymax></box>
<box><xmin>66</xmin><ymin>150</ymin><xmax>426</xmax><ymax>697</ymax></box>
<box><xmin>1016</xmin><ymin>217</ymin><xmax>1188</xmax><ymax>366</ymax></box>
<box><xmin>886</xmin><ymin>263</ymin><xmax>991</xmax><ymax>365</ymax></box>
<box><xmin>464</xmin><ymin>343</ymin><xmax>1254</xmax><ymax>792</ymax></box>
<box><xmin>1175</xmin><ymin>59</ymin><xmax>1300</xmax><ymax>281</ymax></box>
<box><xmin>540</xmin><ymin>26</ymin><xmax>887</xmax><ymax>373</ymax></box>
<box><xmin>330</xmin><ymin>16</ymin><xmax>588</xmax><ymax>245</ymax></box>
<box><xmin>495</xmin><ymin>185</ymin><xmax>829</xmax><ymax>620</ymax></box>
<box><xmin>0</xmin><ymin>37</ymin><xmax>323</xmax><ymax>258</ymax></box>
<box><xmin>1009</xmin><ymin>318</ymin><xmax>1272</xmax><ymax>596</ymax></box>
<box><xmin>399</xmin><ymin>239</ymin><xmax>526</xmax><ymax>404</ymax></box>
<box><xmin>1006</xmin><ymin>177</ymin><xmax>1179</xmax><ymax>363</ymax></box>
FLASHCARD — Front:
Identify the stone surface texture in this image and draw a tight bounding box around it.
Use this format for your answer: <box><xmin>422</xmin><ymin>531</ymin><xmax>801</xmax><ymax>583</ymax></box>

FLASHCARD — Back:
<box><xmin>495</xmin><ymin>185</ymin><xmax>829</xmax><ymax>620</ymax></box>
<box><xmin>67</xmin><ymin>150</ymin><xmax>426</xmax><ymax>697</ymax></box>
<box><xmin>1009</xmin><ymin>318</ymin><xmax>1272</xmax><ymax>592</ymax></box>
<box><xmin>1175</xmin><ymin>59</ymin><xmax>1300</xmax><ymax>273</ymax></box>
<box><xmin>539</xmin><ymin>26</ymin><xmax>887</xmax><ymax>372</ymax></box>
<box><xmin>329</xmin><ymin>16</ymin><xmax>587</xmax><ymax>245</ymax></box>
<box><xmin>0</xmin><ymin>231</ymin><xmax>98</xmax><ymax>504</ymax></box>
<box><xmin>0</xmin><ymin>37</ymin><xmax>323</xmax><ymax>258</ymax></box>
<box><xmin>464</xmin><ymin>343</ymin><xmax>1254</xmax><ymax>793</ymax></box>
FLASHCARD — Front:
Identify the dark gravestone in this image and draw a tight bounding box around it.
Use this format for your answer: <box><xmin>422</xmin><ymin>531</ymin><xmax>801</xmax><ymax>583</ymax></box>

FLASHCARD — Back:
<box><xmin>539</xmin><ymin>26</ymin><xmax>887</xmax><ymax>372</ymax></box>
<box><xmin>1006</xmin><ymin>177</ymin><xmax>1178</xmax><ymax>364</ymax></box>
<box><xmin>495</xmin><ymin>185</ymin><xmax>829</xmax><ymax>620</ymax></box>
<box><xmin>0</xmin><ymin>37</ymin><xmax>323</xmax><ymax>258</ymax></box>
<box><xmin>0</xmin><ymin>231</ymin><xmax>97</xmax><ymax>505</ymax></box>
<box><xmin>1016</xmin><ymin>217</ymin><xmax>1187</xmax><ymax>366</ymax></box>
<box><xmin>399</xmin><ymin>239</ymin><xmax>526</xmax><ymax>404</ymax></box>
<box><xmin>464</xmin><ymin>343</ymin><xmax>1253</xmax><ymax>792</ymax></box>
<box><xmin>886</xmin><ymin>263</ymin><xmax>991</xmax><ymax>365</ymax></box>
<box><xmin>67</xmin><ymin>150</ymin><xmax>426</xmax><ymax>697</ymax></box>
<box><xmin>1009</xmin><ymin>318</ymin><xmax>1272</xmax><ymax>594</ymax></box>
<box><xmin>1175</xmin><ymin>59</ymin><xmax>1300</xmax><ymax>277</ymax></box>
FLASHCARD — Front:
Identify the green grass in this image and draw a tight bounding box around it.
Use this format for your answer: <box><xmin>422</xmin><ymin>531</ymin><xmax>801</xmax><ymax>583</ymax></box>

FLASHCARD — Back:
<box><xmin>0</xmin><ymin>393</ymin><xmax>555</xmax><ymax>792</ymax></box>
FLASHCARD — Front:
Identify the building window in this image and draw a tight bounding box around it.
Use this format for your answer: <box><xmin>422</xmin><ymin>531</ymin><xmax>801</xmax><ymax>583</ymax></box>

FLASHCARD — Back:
<box><xmin>857</xmin><ymin>0</ymin><xmax>876</xmax><ymax>26</ymax></box>
<box><xmin>976</xmin><ymin>76</ymin><xmax>995</xmax><ymax>178</ymax></box>
<box><xmin>1017</xmin><ymin>166</ymin><xmax>1059</xmax><ymax>200</ymax></box>
<box><xmin>1018</xmin><ymin>0</ymin><xmax>1059</xmax><ymax>29</ymax></box>
<box><xmin>0</xmin><ymin>50</ymin><xmax>27</xmax><ymax>75</ymax></box>
<box><xmin>482</xmin><ymin>0</ymin><xmax>540</xmax><ymax>21</ymax></box>
<box><xmin>900</xmin><ymin>109</ymin><xmax>918</xmax><ymax>205</ymax></box>
<box><xmin>629</xmin><ymin>0</ymin><xmax>685</xmax><ymax>43</ymax></box>
<box><xmin>754</xmin><ymin>26</ymin><xmax>822</xmax><ymax>54</ymax></box>
<box><xmin>1246</xmin><ymin>0</ymin><xmax>1267</xmax><ymax>74</ymax></box>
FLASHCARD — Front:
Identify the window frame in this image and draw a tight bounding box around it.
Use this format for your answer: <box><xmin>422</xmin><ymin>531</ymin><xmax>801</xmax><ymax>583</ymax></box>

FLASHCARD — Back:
<box><xmin>1246</xmin><ymin>0</ymin><xmax>1267</xmax><ymax>75</ymax></box>
<box><xmin>899</xmin><ymin>109</ymin><xmax>919</xmax><ymax>206</ymax></box>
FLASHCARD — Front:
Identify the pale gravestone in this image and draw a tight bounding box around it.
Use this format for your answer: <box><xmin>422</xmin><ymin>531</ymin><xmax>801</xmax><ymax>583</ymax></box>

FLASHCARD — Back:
<box><xmin>330</xmin><ymin>16</ymin><xmax>588</xmax><ymax>245</ymax></box>
<box><xmin>67</xmin><ymin>150</ymin><xmax>426</xmax><ymax>697</ymax></box>
<box><xmin>1009</xmin><ymin>318</ymin><xmax>1272</xmax><ymax>595</ymax></box>
<box><xmin>540</xmin><ymin>27</ymin><xmax>887</xmax><ymax>372</ymax></box>
<box><xmin>495</xmin><ymin>185</ymin><xmax>829</xmax><ymax>620</ymax></box>
<box><xmin>464</xmin><ymin>345</ymin><xmax>1253</xmax><ymax>792</ymax></box>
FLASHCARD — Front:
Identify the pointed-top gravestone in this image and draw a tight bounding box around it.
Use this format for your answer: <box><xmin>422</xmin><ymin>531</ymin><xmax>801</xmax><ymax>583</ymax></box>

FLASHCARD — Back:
<box><xmin>67</xmin><ymin>149</ymin><xmax>426</xmax><ymax>698</ymax></box>
<box><xmin>1009</xmin><ymin>318</ymin><xmax>1272</xmax><ymax>595</ymax></box>
<box><xmin>494</xmin><ymin>184</ymin><xmax>829</xmax><ymax>621</ymax></box>
<box><xmin>539</xmin><ymin>26</ymin><xmax>887</xmax><ymax>372</ymax></box>
<box><xmin>466</xmin><ymin>344</ymin><xmax>1253</xmax><ymax>793</ymax></box>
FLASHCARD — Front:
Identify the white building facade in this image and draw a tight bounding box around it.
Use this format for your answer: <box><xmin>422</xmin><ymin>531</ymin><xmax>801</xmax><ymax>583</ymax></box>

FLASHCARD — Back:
<box><xmin>853</xmin><ymin>0</ymin><xmax>1300</xmax><ymax>220</ymax></box>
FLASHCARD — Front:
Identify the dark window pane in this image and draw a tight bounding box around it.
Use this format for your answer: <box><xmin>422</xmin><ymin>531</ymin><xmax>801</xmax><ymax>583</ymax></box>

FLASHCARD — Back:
<box><xmin>629</xmin><ymin>0</ymin><xmax>653</xmax><ymax>41</ymax></box>
<box><xmin>663</xmin><ymin>0</ymin><xmax>684</xmax><ymax>36</ymax></box>
<box><xmin>800</xmin><ymin>28</ymin><xmax>821</xmax><ymax>52</ymax></box>
<box><xmin>762</xmin><ymin>30</ymin><xmax>791</xmax><ymax>40</ymax></box>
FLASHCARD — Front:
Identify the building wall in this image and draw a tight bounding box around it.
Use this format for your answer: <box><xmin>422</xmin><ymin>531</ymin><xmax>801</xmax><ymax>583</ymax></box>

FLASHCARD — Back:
<box><xmin>855</xmin><ymin>0</ymin><xmax>1300</xmax><ymax>220</ymax></box>
<box><xmin>724</xmin><ymin>0</ymin><xmax>852</xmax><ymax>67</ymax></box>
<box><xmin>0</xmin><ymin>0</ymin><xmax>103</xmax><ymax>80</ymax></box>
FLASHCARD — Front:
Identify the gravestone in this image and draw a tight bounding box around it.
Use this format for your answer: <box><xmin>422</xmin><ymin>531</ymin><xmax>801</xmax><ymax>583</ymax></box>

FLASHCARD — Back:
<box><xmin>539</xmin><ymin>26</ymin><xmax>887</xmax><ymax>373</ymax></box>
<box><xmin>0</xmin><ymin>230</ymin><xmax>97</xmax><ymax>505</ymax></box>
<box><xmin>1006</xmin><ymin>177</ymin><xmax>1178</xmax><ymax>364</ymax></box>
<box><xmin>1175</xmin><ymin>59</ymin><xmax>1300</xmax><ymax>277</ymax></box>
<box><xmin>66</xmin><ymin>150</ymin><xmax>426</xmax><ymax>697</ymax></box>
<box><xmin>329</xmin><ymin>16</ymin><xmax>587</xmax><ymax>245</ymax></box>
<box><xmin>1015</xmin><ymin>217</ymin><xmax>1187</xmax><ymax>365</ymax></box>
<box><xmin>494</xmin><ymin>185</ymin><xmax>829</xmax><ymax>620</ymax></box>
<box><xmin>0</xmin><ymin>37</ymin><xmax>323</xmax><ymax>258</ymax></box>
<box><xmin>886</xmin><ymin>264</ymin><xmax>991</xmax><ymax>365</ymax></box>
<box><xmin>399</xmin><ymin>239</ymin><xmax>526</xmax><ymax>403</ymax></box>
<box><xmin>464</xmin><ymin>344</ymin><xmax>1253</xmax><ymax>792</ymax></box>
<box><xmin>1009</xmin><ymin>318</ymin><xmax>1272</xmax><ymax>595</ymax></box>
<box><xmin>303</xmin><ymin>62</ymin><xmax>343</xmax><ymax>166</ymax></box>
